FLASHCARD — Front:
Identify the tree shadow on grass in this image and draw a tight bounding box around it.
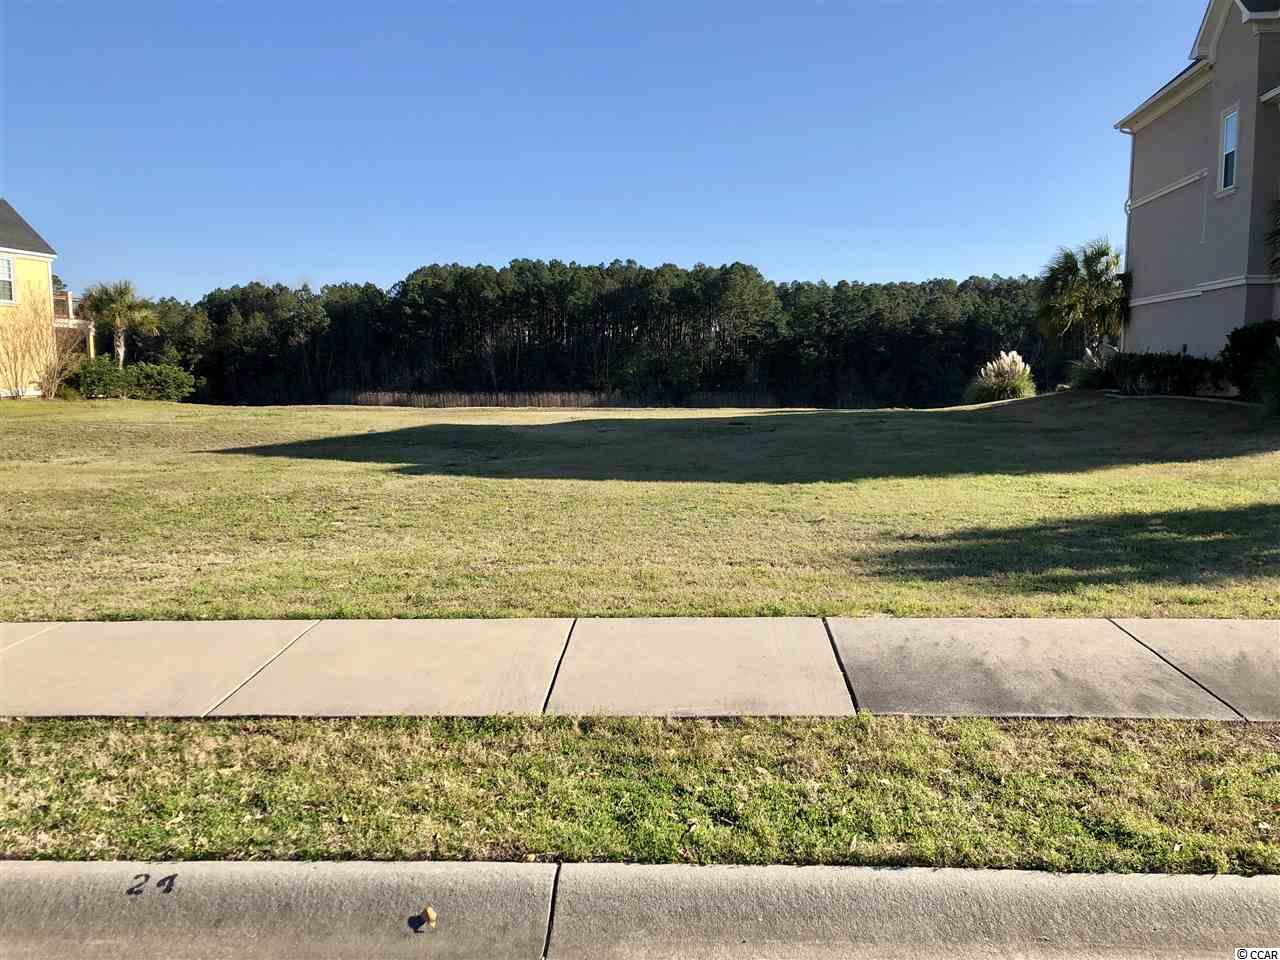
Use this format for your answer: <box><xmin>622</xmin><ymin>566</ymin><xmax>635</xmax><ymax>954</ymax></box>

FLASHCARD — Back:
<box><xmin>212</xmin><ymin>393</ymin><xmax>1280</xmax><ymax>483</ymax></box>
<box><xmin>862</xmin><ymin>503</ymin><xmax>1280</xmax><ymax>594</ymax></box>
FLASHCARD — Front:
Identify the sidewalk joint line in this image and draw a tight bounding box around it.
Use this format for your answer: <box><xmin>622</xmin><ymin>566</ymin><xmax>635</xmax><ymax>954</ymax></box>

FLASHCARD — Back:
<box><xmin>541</xmin><ymin>862</ymin><xmax>563</xmax><ymax>960</ymax></box>
<box><xmin>542</xmin><ymin>619</ymin><xmax>576</xmax><ymax>715</ymax></box>
<box><xmin>822</xmin><ymin>616</ymin><xmax>861</xmax><ymax>712</ymax></box>
<box><xmin>0</xmin><ymin>622</ymin><xmax>63</xmax><ymax>655</ymax></box>
<box><xmin>1107</xmin><ymin>618</ymin><xmax>1248</xmax><ymax>721</ymax></box>
<box><xmin>200</xmin><ymin>619</ymin><xmax>323</xmax><ymax>718</ymax></box>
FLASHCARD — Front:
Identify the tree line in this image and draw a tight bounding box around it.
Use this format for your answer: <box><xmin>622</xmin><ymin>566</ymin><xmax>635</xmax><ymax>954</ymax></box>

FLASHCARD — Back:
<box><xmin>99</xmin><ymin>259</ymin><xmax>1088</xmax><ymax>407</ymax></box>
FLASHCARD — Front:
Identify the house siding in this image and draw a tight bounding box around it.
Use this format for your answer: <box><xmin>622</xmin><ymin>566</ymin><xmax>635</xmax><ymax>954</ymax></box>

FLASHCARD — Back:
<box><xmin>1128</xmin><ymin>285</ymin><xmax>1249</xmax><ymax>357</ymax></box>
<box><xmin>1122</xmin><ymin>7</ymin><xmax>1278</xmax><ymax>357</ymax></box>
<box><xmin>1203</xmin><ymin>10</ymin><xmax>1260</xmax><ymax>282</ymax></box>
<box><xmin>0</xmin><ymin>253</ymin><xmax>56</xmax><ymax>397</ymax></box>
<box><xmin>1127</xmin><ymin>156</ymin><xmax>1210</xmax><ymax>301</ymax></box>
<box><xmin>1129</xmin><ymin>85</ymin><xmax>1213</xmax><ymax>207</ymax></box>
<box><xmin>1</xmin><ymin>254</ymin><xmax>52</xmax><ymax>307</ymax></box>
<box><xmin>1247</xmin><ymin>34</ymin><xmax>1279</xmax><ymax>279</ymax></box>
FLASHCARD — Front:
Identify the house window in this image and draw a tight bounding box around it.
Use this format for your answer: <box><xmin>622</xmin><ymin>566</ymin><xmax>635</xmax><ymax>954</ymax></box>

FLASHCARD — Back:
<box><xmin>1220</xmin><ymin>110</ymin><xmax>1238</xmax><ymax>191</ymax></box>
<box><xmin>0</xmin><ymin>257</ymin><xmax>13</xmax><ymax>302</ymax></box>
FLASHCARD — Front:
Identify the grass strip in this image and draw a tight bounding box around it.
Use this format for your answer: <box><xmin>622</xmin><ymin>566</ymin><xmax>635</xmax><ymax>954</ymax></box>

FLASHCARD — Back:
<box><xmin>3</xmin><ymin>716</ymin><xmax>1277</xmax><ymax>874</ymax></box>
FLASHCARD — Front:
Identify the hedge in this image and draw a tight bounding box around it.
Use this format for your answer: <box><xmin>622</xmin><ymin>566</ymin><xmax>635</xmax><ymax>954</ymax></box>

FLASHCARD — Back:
<box><xmin>1219</xmin><ymin>319</ymin><xmax>1280</xmax><ymax>403</ymax></box>
<box><xmin>72</xmin><ymin>358</ymin><xmax>195</xmax><ymax>401</ymax></box>
<box><xmin>1107</xmin><ymin>352</ymin><xmax>1224</xmax><ymax>397</ymax></box>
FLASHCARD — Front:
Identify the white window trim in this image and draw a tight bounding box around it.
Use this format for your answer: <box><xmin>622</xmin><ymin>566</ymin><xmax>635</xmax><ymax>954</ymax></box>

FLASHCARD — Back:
<box><xmin>0</xmin><ymin>256</ymin><xmax>16</xmax><ymax>305</ymax></box>
<box><xmin>1216</xmin><ymin>105</ymin><xmax>1239</xmax><ymax>195</ymax></box>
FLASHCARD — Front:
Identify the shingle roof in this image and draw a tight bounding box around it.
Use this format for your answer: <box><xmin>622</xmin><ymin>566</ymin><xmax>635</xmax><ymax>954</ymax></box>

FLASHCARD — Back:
<box><xmin>0</xmin><ymin>199</ymin><xmax>56</xmax><ymax>256</ymax></box>
<box><xmin>1239</xmin><ymin>1</ymin><xmax>1280</xmax><ymax>12</ymax></box>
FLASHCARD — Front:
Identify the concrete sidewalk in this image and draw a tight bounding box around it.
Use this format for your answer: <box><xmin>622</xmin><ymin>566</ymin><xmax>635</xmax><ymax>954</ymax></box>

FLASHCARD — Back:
<box><xmin>0</xmin><ymin>617</ymin><xmax>1275</xmax><ymax>720</ymax></box>
<box><xmin>4</xmin><ymin>860</ymin><xmax>1278</xmax><ymax>959</ymax></box>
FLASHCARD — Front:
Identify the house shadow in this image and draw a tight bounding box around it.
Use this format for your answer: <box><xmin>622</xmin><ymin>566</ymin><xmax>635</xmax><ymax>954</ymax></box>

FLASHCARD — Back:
<box><xmin>859</xmin><ymin>502</ymin><xmax>1280</xmax><ymax>594</ymax></box>
<box><xmin>210</xmin><ymin>393</ymin><xmax>1280</xmax><ymax>484</ymax></box>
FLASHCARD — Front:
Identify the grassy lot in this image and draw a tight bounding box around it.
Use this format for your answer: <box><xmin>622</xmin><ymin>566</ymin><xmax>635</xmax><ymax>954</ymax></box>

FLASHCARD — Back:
<box><xmin>1</xmin><ymin>392</ymin><xmax>1278</xmax><ymax>620</ymax></box>
<box><xmin>2</xmin><ymin>716</ymin><xmax>1276</xmax><ymax>873</ymax></box>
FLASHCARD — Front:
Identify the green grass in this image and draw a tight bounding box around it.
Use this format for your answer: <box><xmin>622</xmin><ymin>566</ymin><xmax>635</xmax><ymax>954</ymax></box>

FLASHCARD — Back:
<box><xmin>2</xmin><ymin>716</ymin><xmax>1277</xmax><ymax>873</ymax></box>
<box><xmin>1</xmin><ymin>392</ymin><xmax>1278</xmax><ymax>620</ymax></box>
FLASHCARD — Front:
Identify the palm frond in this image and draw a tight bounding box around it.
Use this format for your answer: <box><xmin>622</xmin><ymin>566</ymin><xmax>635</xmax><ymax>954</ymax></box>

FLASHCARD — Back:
<box><xmin>1037</xmin><ymin>239</ymin><xmax>1128</xmax><ymax>350</ymax></box>
<box><xmin>79</xmin><ymin>280</ymin><xmax>155</xmax><ymax>334</ymax></box>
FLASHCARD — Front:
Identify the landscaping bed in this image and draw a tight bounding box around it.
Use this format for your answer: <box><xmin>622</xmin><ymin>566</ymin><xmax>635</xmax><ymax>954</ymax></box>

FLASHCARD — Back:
<box><xmin>3</xmin><ymin>716</ymin><xmax>1277</xmax><ymax>874</ymax></box>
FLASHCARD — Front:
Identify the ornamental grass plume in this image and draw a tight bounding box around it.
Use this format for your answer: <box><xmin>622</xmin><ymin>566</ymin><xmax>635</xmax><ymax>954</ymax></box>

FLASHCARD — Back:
<box><xmin>965</xmin><ymin>350</ymin><xmax>1037</xmax><ymax>403</ymax></box>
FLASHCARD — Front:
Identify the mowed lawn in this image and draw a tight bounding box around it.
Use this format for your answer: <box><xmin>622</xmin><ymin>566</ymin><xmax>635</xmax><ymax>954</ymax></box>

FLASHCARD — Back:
<box><xmin>1</xmin><ymin>392</ymin><xmax>1278</xmax><ymax>621</ymax></box>
<box><xmin>3</xmin><ymin>717</ymin><xmax>1278</xmax><ymax>873</ymax></box>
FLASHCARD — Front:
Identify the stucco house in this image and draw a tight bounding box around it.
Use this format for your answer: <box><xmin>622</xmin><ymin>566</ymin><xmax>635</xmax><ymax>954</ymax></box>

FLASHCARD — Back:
<box><xmin>1115</xmin><ymin>0</ymin><xmax>1279</xmax><ymax>357</ymax></box>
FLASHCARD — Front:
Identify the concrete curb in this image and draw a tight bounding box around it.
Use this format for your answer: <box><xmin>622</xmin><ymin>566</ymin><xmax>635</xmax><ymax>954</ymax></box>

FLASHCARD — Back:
<box><xmin>550</xmin><ymin>864</ymin><xmax>1280</xmax><ymax>958</ymax></box>
<box><xmin>0</xmin><ymin>861</ymin><xmax>556</xmax><ymax>959</ymax></box>
<box><xmin>3</xmin><ymin>862</ymin><xmax>1277</xmax><ymax>959</ymax></box>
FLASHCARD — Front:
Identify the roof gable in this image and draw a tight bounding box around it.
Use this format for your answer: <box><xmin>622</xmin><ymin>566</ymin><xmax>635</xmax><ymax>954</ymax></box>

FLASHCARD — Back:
<box><xmin>1119</xmin><ymin>0</ymin><xmax>1279</xmax><ymax>130</ymax></box>
<box><xmin>0</xmin><ymin>200</ymin><xmax>56</xmax><ymax>257</ymax></box>
<box><xmin>1194</xmin><ymin>0</ymin><xmax>1280</xmax><ymax>60</ymax></box>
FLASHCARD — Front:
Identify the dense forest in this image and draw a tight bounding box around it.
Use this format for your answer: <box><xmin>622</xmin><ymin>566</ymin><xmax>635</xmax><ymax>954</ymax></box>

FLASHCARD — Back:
<box><xmin>112</xmin><ymin>260</ymin><xmax>1082</xmax><ymax>407</ymax></box>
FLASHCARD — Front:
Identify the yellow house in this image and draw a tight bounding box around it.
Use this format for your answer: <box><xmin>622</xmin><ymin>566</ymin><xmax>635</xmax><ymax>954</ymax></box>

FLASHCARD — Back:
<box><xmin>0</xmin><ymin>199</ymin><xmax>59</xmax><ymax>397</ymax></box>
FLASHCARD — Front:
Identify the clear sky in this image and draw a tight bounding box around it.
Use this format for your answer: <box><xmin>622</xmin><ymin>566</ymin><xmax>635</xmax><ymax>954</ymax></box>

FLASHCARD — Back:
<box><xmin>2</xmin><ymin>0</ymin><xmax>1208</xmax><ymax>300</ymax></box>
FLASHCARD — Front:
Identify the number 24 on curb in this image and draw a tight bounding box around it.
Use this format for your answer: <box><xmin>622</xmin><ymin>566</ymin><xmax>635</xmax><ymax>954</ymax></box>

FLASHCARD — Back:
<box><xmin>126</xmin><ymin>873</ymin><xmax>178</xmax><ymax>896</ymax></box>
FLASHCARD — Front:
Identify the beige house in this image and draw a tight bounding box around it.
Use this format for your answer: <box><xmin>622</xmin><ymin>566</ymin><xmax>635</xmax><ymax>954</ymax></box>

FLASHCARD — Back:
<box><xmin>1116</xmin><ymin>0</ymin><xmax>1279</xmax><ymax>357</ymax></box>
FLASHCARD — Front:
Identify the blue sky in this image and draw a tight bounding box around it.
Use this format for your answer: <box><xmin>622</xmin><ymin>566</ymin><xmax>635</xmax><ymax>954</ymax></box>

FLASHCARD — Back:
<box><xmin>3</xmin><ymin>0</ymin><xmax>1207</xmax><ymax>300</ymax></box>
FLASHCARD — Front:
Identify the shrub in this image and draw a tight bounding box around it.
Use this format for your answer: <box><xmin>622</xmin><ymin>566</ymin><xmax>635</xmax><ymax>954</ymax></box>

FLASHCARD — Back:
<box><xmin>1067</xmin><ymin>346</ymin><xmax>1117</xmax><ymax>390</ymax></box>
<box><xmin>0</xmin><ymin>283</ymin><xmax>61</xmax><ymax>398</ymax></box>
<box><xmin>1219</xmin><ymin>319</ymin><xmax>1280</xmax><ymax>401</ymax></box>
<box><xmin>1108</xmin><ymin>352</ymin><xmax>1223</xmax><ymax>396</ymax></box>
<box><xmin>964</xmin><ymin>351</ymin><xmax>1037</xmax><ymax>403</ymax></box>
<box><xmin>36</xmin><ymin>327</ymin><xmax>87</xmax><ymax>400</ymax></box>
<box><xmin>71</xmin><ymin>358</ymin><xmax>195</xmax><ymax>401</ymax></box>
<box><xmin>55</xmin><ymin>384</ymin><xmax>83</xmax><ymax>401</ymax></box>
<box><xmin>73</xmin><ymin>356</ymin><xmax>130</xmax><ymax>398</ymax></box>
<box><xmin>129</xmin><ymin>362</ymin><xmax>195</xmax><ymax>401</ymax></box>
<box><xmin>1257</xmin><ymin>338</ymin><xmax>1280</xmax><ymax>416</ymax></box>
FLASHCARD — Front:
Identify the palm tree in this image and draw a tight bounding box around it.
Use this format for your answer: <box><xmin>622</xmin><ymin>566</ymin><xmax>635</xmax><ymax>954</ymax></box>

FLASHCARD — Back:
<box><xmin>1037</xmin><ymin>239</ymin><xmax>1131</xmax><ymax>355</ymax></box>
<box><xmin>79</xmin><ymin>281</ymin><xmax>154</xmax><ymax>368</ymax></box>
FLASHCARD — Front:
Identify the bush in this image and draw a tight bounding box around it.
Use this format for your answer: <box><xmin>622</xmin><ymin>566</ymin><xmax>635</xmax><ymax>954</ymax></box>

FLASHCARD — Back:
<box><xmin>1256</xmin><ymin>338</ymin><xmax>1280</xmax><ymax>415</ymax></box>
<box><xmin>964</xmin><ymin>351</ymin><xmax>1037</xmax><ymax>403</ymax></box>
<box><xmin>1219</xmin><ymin>319</ymin><xmax>1280</xmax><ymax>401</ymax></box>
<box><xmin>1108</xmin><ymin>352</ymin><xmax>1223</xmax><ymax>396</ymax></box>
<box><xmin>73</xmin><ymin>356</ymin><xmax>130</xmax><ymax>398</ymax></box>
<box><xmin>129</xmin><ymin>362</ymin><xmax>196</xmax><ymax>401</ymax></box>
<box><xmin>1067</xmin><ymin>346</ymin><xmax>1118</xmax><ymax>390</ymax></box>
<box><xmin>55</xmin><ymin>384</ymin><xmax>83</xmax><ymax>401</ymax></box>
<box><xmin>71</xmin><ymin>358</ymin><xmax>195</xmax><ymax>401</ymax></box>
